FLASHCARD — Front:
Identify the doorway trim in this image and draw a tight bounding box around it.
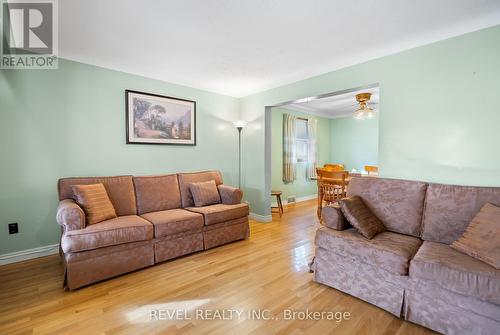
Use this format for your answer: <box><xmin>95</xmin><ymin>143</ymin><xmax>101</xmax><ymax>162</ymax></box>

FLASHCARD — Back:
<box><xmin>263</xmin><ymin>83</ymin><xmax>379</xmax><ymax>217</ymax></box>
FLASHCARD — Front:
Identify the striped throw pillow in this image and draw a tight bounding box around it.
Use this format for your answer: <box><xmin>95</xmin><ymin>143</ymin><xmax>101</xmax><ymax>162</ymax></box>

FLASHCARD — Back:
<box><xmin>189</xmin><ymin>180</ymin><xmax>221</xmax><ymax>207</ymax></box>
<box><xmin>72</xmin><ymin>183</ymin><xmax>117</xmax><ymax>225</ymax></box>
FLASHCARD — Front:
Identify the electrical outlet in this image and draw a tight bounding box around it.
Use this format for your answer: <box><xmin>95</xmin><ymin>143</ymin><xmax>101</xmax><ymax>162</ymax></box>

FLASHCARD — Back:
<box><xmin>8</xmin><ymin>223</ymin><xmax>18</xmax><ymax>234</ymax></box>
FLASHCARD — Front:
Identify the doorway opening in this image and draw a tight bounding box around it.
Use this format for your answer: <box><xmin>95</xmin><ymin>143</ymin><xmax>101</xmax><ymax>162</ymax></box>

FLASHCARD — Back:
<box><xmin>264</xmin><ymin>84</ymin><xmax>380</xmax><ymax>216</ymax></box>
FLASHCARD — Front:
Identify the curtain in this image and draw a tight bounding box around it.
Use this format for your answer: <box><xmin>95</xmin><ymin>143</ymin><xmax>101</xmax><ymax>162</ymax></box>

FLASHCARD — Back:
<box><xmin>283</xmin><ymin>113</ymin><xmax>297</xmax><ymax>183</ymax></box>
<box><xmin>307</xmin><ymin>118</ymin><xmax>318</xmax><ymax>179</ymax></box>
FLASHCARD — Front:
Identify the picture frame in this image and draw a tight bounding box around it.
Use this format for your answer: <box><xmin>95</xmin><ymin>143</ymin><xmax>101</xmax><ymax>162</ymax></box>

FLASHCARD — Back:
<box><xmin>125</xmin><ymin>89</ymin><xmax>196</xmax><ymax>145</ymax></box>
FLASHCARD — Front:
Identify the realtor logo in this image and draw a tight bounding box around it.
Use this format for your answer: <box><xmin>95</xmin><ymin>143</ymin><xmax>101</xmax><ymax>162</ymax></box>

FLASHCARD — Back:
<box><xmin>1</xmin><ymin>0</ymin><xmax>58</xmax><ymax>69</ymax></box>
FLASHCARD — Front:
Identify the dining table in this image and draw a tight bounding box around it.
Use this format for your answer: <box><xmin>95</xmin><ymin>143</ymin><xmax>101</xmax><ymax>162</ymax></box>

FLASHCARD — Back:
<box><xmin>311</xmin><ymin>173</ymin><xmax>377</xmax><ymax>184</ymax></box>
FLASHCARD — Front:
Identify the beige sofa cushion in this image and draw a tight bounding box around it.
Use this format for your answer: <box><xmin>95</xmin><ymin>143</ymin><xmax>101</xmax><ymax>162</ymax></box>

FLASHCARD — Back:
<box><xmin>61</xmin><ymin>215</ymin><xmax>153</xmax><ymax>253</ymax></box>
<box><xmin>452</xmin><ymin>203</ymin><xmax>500</xmax><ymax>269</ymax></box>
<box><xmin>410</xmin><ymin>241</ymin><xmax>500</xmax><ymax>304</ymax></box>
<box><xmin>141</xmin><ymin>209</ymin><xmax>203</xmax><ymax>237</ymax></box>
<box><xmin>189</xmin><ymin>180</ymin><xmax>221</xmax><ymax>207</ymax></box>
<box><xmin>339</xmin><ymin>196</ymin><xmax>385</xmax><ymax>239</ymax></box>
<box><xmin>177</xmin><ymin>171</ymin><xmax>223</xmax><ymax>208</ymax></box>
<box><xmin>187</xmin><ymin>203</ymin><xmax>249</xmax><ymax>226</ymax></box>
<box><xmin>315</xmin><ymin>226</ymin><xmax>422</xmax><ymax>275</ymax></box>
<box><xmin>133</xmin><ymin>174</ymin><xmax>181</xmax><ymax>215</ymax></box>
<box><xmin>346</xmin><ymin>177</ymin><xmax>427</xmax><ymax>237</ymax></box>
<box><xmin>421</xmin><ymin>183</ymin><xmax>500</xmax><ymax>244</ymax></box>
<box><xmin>58</xmin><ymin>176</ymin><xmax>137</xmax><ymax>216</ymax></box>
<box><xmin>72</xmin><ymin>183</ymin><xmax>117</xmax><ymax>225</ymax></box>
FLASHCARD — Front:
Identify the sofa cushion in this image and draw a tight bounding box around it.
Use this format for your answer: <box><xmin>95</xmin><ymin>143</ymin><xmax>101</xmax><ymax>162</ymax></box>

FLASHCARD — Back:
<box><xmin>339</xmin><ymin>196</ymin><xmax>386</xmax><ymax>239</ymax></box>
<box><xmin>58</xmin><ymin>176</ymin><xmax>137</xmax><ymax>216</ymax></box>
<box><xmin>189</xmin><ymin>180</ymin><xmax>221</xmax><ymax>207</ymax></box>
<box><xmin>217</xmin><ymin>185</ymin><xmax>243</xmax><ymax>205</ymax></box>
<box><xmin>452</xmin><ymin>203</ymin><xmax>500</xmax><ymax>269</ymax></box>
<box><xmin>321</xmin><ymin>204</ymin><xmax>350</xmax><ymax>230</ymax></box>
<box><xmin>72</xmin><ymin>183</ymin><xmax>117</xmax><ymax>225</ymax></box>
<box><xmin>187</xmin><ymin>203</ymin><xmax>249</xmax><ymax>226</ymax></box>
<box><xmin>141</xmin><ymin>208</ymin><xmax>203</xmax><ymax>237</ymax></box>
<box><xmin>133</xmin><ymin>174</ymin><xmax>181</xmax><ymax>215</ymax></box>
<box><xmin>421</xmin><ymin>183</ymin><xmax>500</xmax><ymax>244</ymax></box>
<box><xmin>315</xmin><ymin>226</ymin><xmax>422</xmax><ymax>275</ymax></box>
<box><xmin>410</xmin><ymin>241</ymin><xmax>500</xmax><ymax>304</ymax></box>
<box><xmin>346</xmin><ymin>177</ymin><xmax>427</xmax><ymax>237</ymax></box>
<box><xmin>177</xmin><ymin>171</ymin><xmax>223</xmax><ymax>208</ymax></box>
<box><xmin>61</xmin><ymin>215</ymin><xmax>153</xmax><ymax>253</ymax></box>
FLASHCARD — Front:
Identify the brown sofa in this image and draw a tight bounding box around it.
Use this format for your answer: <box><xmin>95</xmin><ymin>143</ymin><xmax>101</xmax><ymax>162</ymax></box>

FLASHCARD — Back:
<box><xmin>56</xmin><ymin>170</ymin><xmax>249</xmax><ymax>290</ymax></box>
<box><xmin>314</xmin><ymin>177</ymin><xmax>500</xmax><ymax>335</ymax></box>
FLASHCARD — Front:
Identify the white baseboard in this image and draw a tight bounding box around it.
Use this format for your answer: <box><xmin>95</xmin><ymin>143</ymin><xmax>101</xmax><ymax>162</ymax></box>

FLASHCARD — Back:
<box><xmin>0</xmin><ymin>244</ymin><xmax>60</xmax><ymax>266</ymax></box>
<box><xmin>249</xmin><ymin>212</ymin><xmax>272</xmax><ymax>223</ymax></box>
<box><xmin>271</xmin><ymin>193</ymin><xmax>317</xmax><ymax>207</ymax></box>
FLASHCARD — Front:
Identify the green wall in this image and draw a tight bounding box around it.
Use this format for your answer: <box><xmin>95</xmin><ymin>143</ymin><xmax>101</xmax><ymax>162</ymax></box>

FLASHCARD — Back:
<box><xmin>2</xmin><ymin>24</ymin><xmax>500</xmax><ymax>255</ymax></box>
<box><xmin>240</xmin><ymin>25</ymin><xmax>500</xmax><ymax>216</ymax></box>
<box><xmin>0</xmin><ymin>59</ymin><xmax>240</xmax><ymax>254</ymax></box>
<box><xmin>330</xmin><ymin>114</ymin><xmax>379</xmax><ymax>172</ymax></box>
<box><xmin>270</xmin><ymin>108</ymin><xmax>331</xmax><ymax>202</ymax></box>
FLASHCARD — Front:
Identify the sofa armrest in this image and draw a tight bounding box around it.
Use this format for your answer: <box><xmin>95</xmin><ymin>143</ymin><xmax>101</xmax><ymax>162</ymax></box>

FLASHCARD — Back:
<box><xmin>321</xmin><ymin>204</ymin><xmax>350</xmax><ymax>230</ymax></box>
<box><xmin>217</xmin><ymin>185</ymin><xmax>243</xmax><ymax>205</ymax></box>
<box><xmin>56</xmin><ymin>199</ymin><xmax>85</xmax><ymax>232</ymax></box>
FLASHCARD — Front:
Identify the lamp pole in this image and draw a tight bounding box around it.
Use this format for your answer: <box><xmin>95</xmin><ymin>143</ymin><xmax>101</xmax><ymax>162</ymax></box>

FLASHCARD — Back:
<box><xmin>233</xmin><ymin>120</ymin><xmax>246</xmax><ymax>189</ymax></box>
<box><xmin>237</xmin><ymin>126</ymin><xmax>242</xmax><ymax>189</ymax></box>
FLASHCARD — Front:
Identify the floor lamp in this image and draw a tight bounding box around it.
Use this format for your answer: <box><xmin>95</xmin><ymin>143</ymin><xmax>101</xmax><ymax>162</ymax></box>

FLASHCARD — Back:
<box><xmin>233</xmin><ymin>120</ymin><xmax>247</xmax><ymax>189</ymax></box>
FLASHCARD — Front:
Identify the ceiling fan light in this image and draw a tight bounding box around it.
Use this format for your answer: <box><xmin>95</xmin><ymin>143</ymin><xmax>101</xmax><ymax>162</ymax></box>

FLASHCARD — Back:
<box><xmin>354</xmin><ymin>108</ymin><xmax>365</xmax><ymax>119</ymax></box>
<box><xmin>365</xmin><ymin>107</ymin><xmax>374</xmax><ymax>118</ymax></box>
<box><xmin>353</xmin><ymin>92</ymin><xmax>373</xmax><ymax>120</ymax></box>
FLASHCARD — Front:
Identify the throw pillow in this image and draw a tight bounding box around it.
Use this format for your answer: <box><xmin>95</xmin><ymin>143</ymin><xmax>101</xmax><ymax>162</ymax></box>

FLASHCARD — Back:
<box><xmin>72</xmin><ymin>183</ymin><xmax>117</xmax><ymax>225</ymax></box>
<box><xmin>339</xmin><ymin>196</ymin><xmax>386</xmax><ymax>239</ymax></box>
<box><xmin>189</xmin><ymin>180</ymin><xmax>221</xmax><ymax>207</ymax></box>
<box><xmin>452</xmin><ymin>203</ymin><xmax>500</xmax><ymax>269</ymax></box>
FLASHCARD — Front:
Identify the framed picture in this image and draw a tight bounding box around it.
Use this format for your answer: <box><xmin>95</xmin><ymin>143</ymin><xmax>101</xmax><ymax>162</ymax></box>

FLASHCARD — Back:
<box><xmin>126</xmin><ymin>90</ymin><xmax>196</xmax><ymax>145</ymax></box>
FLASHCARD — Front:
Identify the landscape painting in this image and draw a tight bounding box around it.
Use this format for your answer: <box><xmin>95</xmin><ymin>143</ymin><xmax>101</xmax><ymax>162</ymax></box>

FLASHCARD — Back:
<box><xmin>126</xmin><ymin>90</ymin><xmax>196</xmax><ymax>145</ymax></box>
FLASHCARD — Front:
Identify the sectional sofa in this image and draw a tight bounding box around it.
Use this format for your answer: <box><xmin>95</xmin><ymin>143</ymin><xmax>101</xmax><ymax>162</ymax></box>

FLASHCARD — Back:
<box><xmin>315</xmin><ymin>177</ymin><xmax>500</xmax><ymax>335</ymax></box>
<box><xmin>56</xmin><ymin>170</ymin><xmax>249</xmax><ymax>290</ymax></box>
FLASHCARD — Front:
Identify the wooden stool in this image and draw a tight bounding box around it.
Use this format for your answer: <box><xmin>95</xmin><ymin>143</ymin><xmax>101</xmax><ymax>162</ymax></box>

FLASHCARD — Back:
<box><xmin>271</xmin><ymin>190</ymin><xmax>284</xmax><ymax>216</ymax></box>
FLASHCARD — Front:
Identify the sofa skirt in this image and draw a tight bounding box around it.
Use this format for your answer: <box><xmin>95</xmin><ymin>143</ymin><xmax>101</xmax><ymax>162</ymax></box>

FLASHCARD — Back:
<box><xmin>313</xmin><ymin>247</ymin><xmax>408</xmax><ymax>317</ymax></box>
<box><xmin>154</xmin><ymin>231</ymin><xmax>204</xmax><ymax>263</ymax></box>
<box><xmin>405</xmin><ymin>280</ymin><xmax>500</xmax><ymax>335</ymax></box>
<box><xmin>65</xmin><ymin>240</ymin><xmax>154</xmax><ymax>290</ymax></box>
<box><xmin>203</xmin><ymin>217</ymin><xmax>249</xmax><ymax>250</ymax></box>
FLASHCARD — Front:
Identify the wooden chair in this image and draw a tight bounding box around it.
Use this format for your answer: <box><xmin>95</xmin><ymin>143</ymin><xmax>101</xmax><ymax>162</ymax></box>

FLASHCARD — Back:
<box><xmin>316</xmin><ymin>168</ymin><xmax>349</xmax><ymax>219</ymax></box>
<box><xmin>323</xmin><ymin>164</ymin><xmax>345</xmax><ymax>171</ymax></box>
<box><xmin>271</xmin><ymin>190</ymin><xmax>284</xmax><ymax>216</ymax></box>
<box><xmin>364</xmin><ymin>165</ymin><xmax>379</xmax><ymax>176</ymax></box>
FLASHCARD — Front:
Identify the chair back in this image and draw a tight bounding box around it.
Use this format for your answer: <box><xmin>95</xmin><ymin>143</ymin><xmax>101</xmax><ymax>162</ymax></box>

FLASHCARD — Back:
<box><xmin>323</xmin><ymin>164</ymin><xmax>345</xmax><ymax>171</ymax></box>
<box><xmin>316</xmin><ymin>168</ymin><xmax>349</xmax><ymax>209</ymax></box>
<box><xmin>315</xmin><ymin>168</ymin><xmax>349</xmax><ymax>219</ymax></box>
<box><xmin>316</xmin><ymin>168</ymin><xmax>349</xmax><ymax>182</ymax></box>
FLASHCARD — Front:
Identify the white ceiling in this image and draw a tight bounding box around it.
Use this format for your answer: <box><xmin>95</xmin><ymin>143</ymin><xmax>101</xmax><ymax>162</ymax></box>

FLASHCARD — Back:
<box><xmin>59</xmin><ymin>0</ymin><xmax>500</xmax><ymax>97</ymax></box>
<box><xmin>281</xmin><ymin>87</ymin><xmax>379</xmax><ymax>119</ymax></box>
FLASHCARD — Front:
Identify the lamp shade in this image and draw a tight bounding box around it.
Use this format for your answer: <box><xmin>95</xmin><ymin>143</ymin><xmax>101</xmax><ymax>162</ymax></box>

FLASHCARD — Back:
<box><xmin>233</xmin><ymin>120</ymin><xmax>247</xmax><ymax>128</ymax></box>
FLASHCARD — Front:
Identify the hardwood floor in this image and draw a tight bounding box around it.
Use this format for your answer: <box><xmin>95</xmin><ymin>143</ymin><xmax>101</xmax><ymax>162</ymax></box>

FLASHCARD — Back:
<box><xmin>0</xmin><ymin>200</ymin><xmax>436</xmax><ymax>335</ymax></box>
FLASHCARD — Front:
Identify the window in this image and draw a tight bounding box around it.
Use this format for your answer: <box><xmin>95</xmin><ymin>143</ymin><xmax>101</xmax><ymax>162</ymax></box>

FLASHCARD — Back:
<box><xmin>295</xmin><ymin>118</ymin><xmax>308</xmax><ymax>163</ymax></box>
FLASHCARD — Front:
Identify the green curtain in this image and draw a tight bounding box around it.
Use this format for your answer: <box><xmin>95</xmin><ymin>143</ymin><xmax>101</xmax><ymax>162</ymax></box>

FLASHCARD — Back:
<box><xmin>282</xmin><ymin>113</ymin><xmax>297</xmax><ymax>183</ymax></box>
<box><xmin>307</xmin><ymin>118</ymin><xmax>318</xmax><ymax>179</ymax></box>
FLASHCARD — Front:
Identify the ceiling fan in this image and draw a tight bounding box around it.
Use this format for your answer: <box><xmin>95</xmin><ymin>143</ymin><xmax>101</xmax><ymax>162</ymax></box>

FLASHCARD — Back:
<box><xmin>353</xmin><ymin>92</ymin><xmax>375</xmax><ymax>119</ymax></box>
